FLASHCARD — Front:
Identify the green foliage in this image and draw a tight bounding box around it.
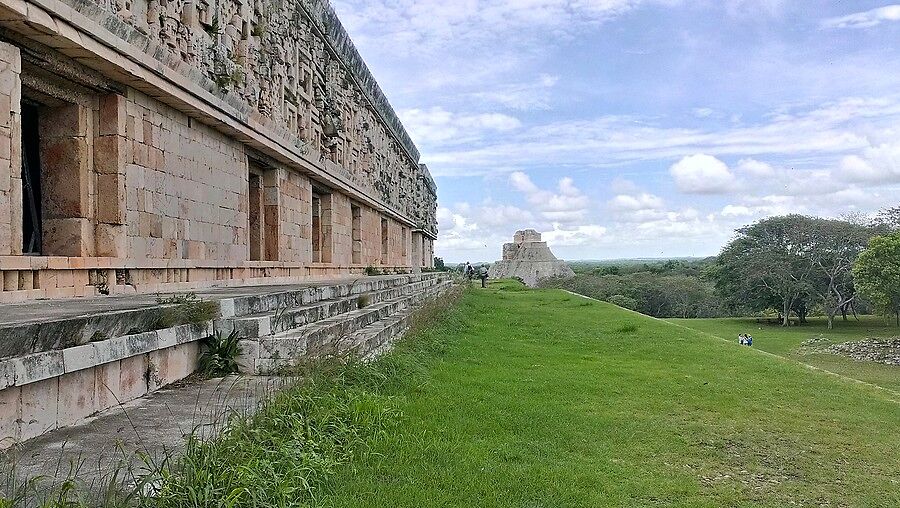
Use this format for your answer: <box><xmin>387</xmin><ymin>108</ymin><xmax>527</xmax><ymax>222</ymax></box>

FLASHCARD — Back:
<box><xmin>540</xmin><ymin>269</ymin><xmax>723</xmax><ymax>318</ymax></box>
<box><xmin>712</xmin><ymin>215</ymin><xmax>877</xmax><ymax>327</ymax></box>
<box><xmin>199</xmin><ymin>330</ymin><xmax>243</xmax><ymax>377</ymax></box>
<box><xmin>364</xmin><ymin>266</ymin><xmax>381</xmax><ymax>276</ymax></box>
<box><xmin>155</xmin><ymin>293</ymin><xmax>220</xmax><ymax>329</ymax></box>
<box><xmin>607</xmin><ymin>294</ymin><xmax>638</xmax><ymax>311</ymax></box>
<box><xmin>433</xmin><ymin>257</ymin><xmax>446</xmax><ymax>271</ymax></box>
<box><xmin>853</xmin><ymin>232</ymin><xmax>900</xmax><ymax>325</ymax></box>
<box><xmin>357</xmin><ymin>294</ymin><xmax>371</xmax><ymax>309</ymax></box>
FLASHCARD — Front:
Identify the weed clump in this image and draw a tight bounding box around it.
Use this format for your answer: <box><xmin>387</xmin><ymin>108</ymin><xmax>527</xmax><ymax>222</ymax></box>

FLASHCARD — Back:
<box><xmin>155</xmin><ymin>293</ymin><xmax>219</xmax><ymax>329</ymax></box>
<box><xmin>199</xmin><ymin>329</ymin><xmax>243</xmax><ymax>377</ymax></box>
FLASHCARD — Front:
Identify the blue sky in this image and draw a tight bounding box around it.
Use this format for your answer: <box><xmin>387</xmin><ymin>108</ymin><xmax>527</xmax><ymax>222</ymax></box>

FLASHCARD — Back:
<box><xmin>331</xmin><ymin>0</ymin><xmax>900</xmax><ymax>262</ymax></box>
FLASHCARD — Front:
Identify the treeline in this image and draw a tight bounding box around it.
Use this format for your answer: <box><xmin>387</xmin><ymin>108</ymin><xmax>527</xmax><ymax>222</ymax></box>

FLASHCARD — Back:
<box><xmin>542</xmin><ymin>207</ymin><xmax>900</xmax><ymax>325</ymax></box>
<box><xmin>539</xmin><ymin>259</ymin><xmax>725</xmax><ymax>318</ymax></box>
<box><xmin>712</xmin><ymin>211</ymin><xmax>899</xmax><ymax>328</ymax></box>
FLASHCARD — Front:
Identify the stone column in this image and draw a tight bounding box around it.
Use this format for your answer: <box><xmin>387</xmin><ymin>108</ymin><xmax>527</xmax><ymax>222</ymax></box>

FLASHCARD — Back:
<box><xmin>263</xmin><ymin>169</ymin><xmax>282</xmax><ymax>261</ymax></box>
<box><xmin>41</xmin><ymin>102</ymin><xmax>94</xmax><ymax>256</ymax></box>
<box><xmin>0</xmin><ymin>42</ymin><xmax>21</xmax><ymax>255</ymax></box>
<box><xmin>411</xmin><ymin>231</ymin><xmax>422</xmax><ymax>269</ymax></box>
<box><xmin>94</xmin><ymin>94</ymin><xmax>127</xmax><ymax>257</ymax></box>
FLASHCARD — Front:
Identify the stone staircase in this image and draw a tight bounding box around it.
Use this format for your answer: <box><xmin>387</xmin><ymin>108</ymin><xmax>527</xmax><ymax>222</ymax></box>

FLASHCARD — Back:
<box><xmin>219</xmin><ymin>274</ymin><xmax>452</xmax><ymax>374</ymax></box>
<box><xmin>0</xmin><ymin>272</ymin><xmax>452</xmax><ymax>448</ymax></box>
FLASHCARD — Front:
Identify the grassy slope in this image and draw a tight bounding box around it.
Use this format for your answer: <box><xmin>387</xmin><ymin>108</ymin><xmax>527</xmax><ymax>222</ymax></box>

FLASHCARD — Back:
<box><xmin>669</xmin><ymin>316</ymin><xmax>900</xmax><ymax>393</ymax></box>
<box><xmin>323</xmin><ymin>283</ymin><xmax>900</xmax><ymax>507</ymax></box>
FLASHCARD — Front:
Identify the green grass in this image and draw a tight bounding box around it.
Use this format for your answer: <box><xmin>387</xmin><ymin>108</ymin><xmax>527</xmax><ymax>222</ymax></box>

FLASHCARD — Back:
<box><xmin>320</xmin><ymin>282</ymin><xmax>899</xmax><ymax>507</ymax></box>
<box><xmin>669</xmin><ymin>315</ymin><xmax>900</xmax><ymax>393</ymax></box>
<box><xmin>7</xmin><ymin>282</ymin><xmax>899</xmax><ymax>506</ymax></box>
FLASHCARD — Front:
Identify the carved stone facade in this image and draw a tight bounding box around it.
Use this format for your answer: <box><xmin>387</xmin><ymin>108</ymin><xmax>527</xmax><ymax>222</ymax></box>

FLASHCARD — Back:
<box><xmin>0</xmin><ymin>0</ymin><xmax>437</xmax><ymax>301</ymax></box>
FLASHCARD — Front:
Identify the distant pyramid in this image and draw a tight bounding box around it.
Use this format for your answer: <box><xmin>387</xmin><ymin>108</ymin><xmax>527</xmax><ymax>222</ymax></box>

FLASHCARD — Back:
<box><xmin>488</xmin><ymin>230</ymin><xmax>575</xmax><ymax>287</ymax></box>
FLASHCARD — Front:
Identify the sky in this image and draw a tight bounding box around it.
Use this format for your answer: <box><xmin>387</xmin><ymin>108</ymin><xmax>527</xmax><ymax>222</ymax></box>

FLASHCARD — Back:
<box><xmin>330</xmin><ymin>0</ymin><xmax>900</xmax><ymax>263</ymax></box>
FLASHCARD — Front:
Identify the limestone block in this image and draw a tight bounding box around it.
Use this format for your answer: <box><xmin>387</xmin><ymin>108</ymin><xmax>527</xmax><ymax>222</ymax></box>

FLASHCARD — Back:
<box><xmin>63</xmin><ymin>343</ymin><xmax>97</xmax><ymax>373</ymax></box>
<box><xmin>0</xmin><ymin>386</ymin><xmax>20</xmax><ymax>448</ymax></box>
<box><xmin>118</xmin><ymin>354</ymin><xmax>148</xmax><ymax>402</ymax></box>
<box><xmin>97</xmin><ymin>172</ymin><xmax>126</xmax><ymax>224</ymax></box>
<box><xmin>41</xmin><ymin>104</ymin><xmax>88</xmax><ymax>139</ymax></box>
<box><xmin>0</xmin><ymin>359</ymin><xmax>15</xmax><ymax>389</ymax></box>
<box><xmin>167</xmin><ymin>342</ymin><xmax>198</xmax><ymax>383</ymax></box>
<box><xmin>99</xmin><ymin>94</ymin><xmax>126</xmax><ymax>136</ymax></box>
<box><xmin>40</xmin><ymin>137</ymin><xmax>90</xmax><ymax>217</ymax></box>
<box><xmin>43</xmin><ymin>218</ymin><xmax>94</xmax><ymax>257</ymax></box>
<box><xmin>94</xmin><ymin>135</ymin><xmax>126</xmax><ymax>175</ymax></box>
<box><xmin>94</xmin><ymin>360</ymin><xmax>121</xmax><ymax>411</ymax></box>
<box><xmin>57</xmin><ymin>368</ymin><xmax>96</xmax><ymax>427</ymax></box>
<box><xmin>19</xmin><ymin>377</ymin><xmax>57</xmax><ymax>441</ymax></box>
<box><xmin>95</xmin><ymin>223</ymin><xmax>126</xmax><ymax>258</ymax></box>
<box><xmin>14</xmin><ymin>350</ymin><xmax>64</xmax><ymax>386</ymax></box>
<box><xmin>147</xmin><ymin>347</ymin><xmax>170</xmax><ymax>391</ymax></box>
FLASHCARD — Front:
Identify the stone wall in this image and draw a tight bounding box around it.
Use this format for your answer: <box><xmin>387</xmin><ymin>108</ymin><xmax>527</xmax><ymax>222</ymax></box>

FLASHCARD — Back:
<box><xmin>0</xmin><ymin>0</ymin><xmax>438</xmax><ymax>301</ymax></box>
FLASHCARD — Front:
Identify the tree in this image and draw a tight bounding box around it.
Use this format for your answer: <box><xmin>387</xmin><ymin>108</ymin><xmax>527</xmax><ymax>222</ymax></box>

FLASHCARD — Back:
<box><xmin>714</xmin><ymin>215</ymin><xmax>818</xmax><ymax>326</ymax></box>
<box><xmin>874</xmin><ymin>206</ymin><xmax>900</xmax><ymax>231</ymax></box>
<box><xmin>607</xmin><ymin>294</ymin><xmax>638</xmax><ymax>311</ymax></box>
<box><xmin>806</xmin><ymin>219</ymin><xmax>874</xmax><ymax>329</ymax></box>
<box><xmin>853</xmin><ymin>233</ymin><xmax>900</xmax><ymax>326</ymax></box>
<box><xmin>434</xmin><ymin>257</ymin><xmax>446</xmax><ymax>271</ymax></box>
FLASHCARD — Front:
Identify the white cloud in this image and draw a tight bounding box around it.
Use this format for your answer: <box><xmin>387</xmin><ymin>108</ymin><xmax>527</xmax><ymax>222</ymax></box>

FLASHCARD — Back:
<box><xmin>508</xmin><ymin>172</ymin><xmax>591</xmax><ymax>223</ymax></box>
<box><xmin>721</xmin><ymin>205</ymin><xmax>754</xmax><ymax>217</ymax></box>
<box><xmin>608</xmin><ymin>193</ymin><xmax>665</xmax><ymax>212</ymax></box>
<box><xmin>735</xmin><ymin>158</ymin><xmax>776</xmax><ymax>177</ymax></box>
<box><xmin>543</xmin><ymin>224</ymin><xmax>608</xmax><ymax>247</ymax></box>
<box><xmin>822</xmin><ymin>5</ymin><xmax>900</xmax><ymax>29</ymax></box>
<box><xmin>400</xmin><ymin>107</ymin><xmax>521</xmax><ymax>145</ymax></box>
<box><xmin>669</xmin><ymin>154</ymin><xmax>737</xmax><ymax>194</ymax></box>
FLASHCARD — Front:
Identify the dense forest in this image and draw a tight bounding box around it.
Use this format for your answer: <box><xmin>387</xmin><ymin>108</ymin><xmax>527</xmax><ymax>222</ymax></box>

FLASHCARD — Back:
<box><xmin>541</xmin><ymin>207</ymin><xmax>900</xmax><ymax>325</ymax></box>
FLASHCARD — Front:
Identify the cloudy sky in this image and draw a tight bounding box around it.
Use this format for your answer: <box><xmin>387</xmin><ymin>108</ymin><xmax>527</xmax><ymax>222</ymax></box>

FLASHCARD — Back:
<box><xmin>331</xmin><ymin>0</ymin><xmax>900</xmax><ymax>262</ymax></box>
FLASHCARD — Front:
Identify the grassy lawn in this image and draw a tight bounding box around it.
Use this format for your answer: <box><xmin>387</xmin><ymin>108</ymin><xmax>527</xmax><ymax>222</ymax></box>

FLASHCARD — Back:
<box><xmin>669</xmin><ymin>316</ymin><xmax>900</xmax><ymax>393</ymax></box>
<box><xmin>21</xmin><ymin>282</ymin><xmax>897</xmax><ymax>506</ymax></box>
<box><xmin>321</xmin><ymin>282</ymin><xmax>899</xmax><ymax>507</ymax></box>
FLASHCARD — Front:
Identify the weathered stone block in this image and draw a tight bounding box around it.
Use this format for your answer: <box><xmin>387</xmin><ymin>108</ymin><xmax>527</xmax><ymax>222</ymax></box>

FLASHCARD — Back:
<box><xmin>14</xmin><ymin>350</ymin><xmax>64</xmax><ymax>386</ymax></box>
<box><xmin>42</xmin><ymin>218</ymin><xmax>94</xmax><ymax>257</ymax></box>
<box><xmin>41</xmin><ymin>103</ymin><xmax>88</xmax><ymax>139</ymax></box>
<box><xmin>19</xmin><ymin>377</ymin><xmax>57</xmax><ymax>441</ymax></box>
<box><xmin>57</xmin><ymin>368</ymin><xmax>96</xmax><ymax>427</ymax></box>
<box><xmin>0</xmin><ymin>385</ymin><xmax>20</xmax><ymax>448</ymax></box>
<box><xmin>118</xmin><ymin>354</ymin><xmax>148</xmax><ymax>402</ymax></box>
<box><xmin>94</xmin><ymin>134</ymin><xmax>125</xmax><ymax>175</ymax></box>
<box><xmin>63</xmin><ymin>343</ymin><xmax>97</xmax><ymax>373</ymax></box>
<box><xmin>94</xmin><ymin>360</ymin><xmax>121</xmax><ymax>411</ymax></box>
<box><xmin>94</xmin><ymin>223</ymin><xmax>125</xmax><ymax>257</ymax></box>
<box><xmin>99</xmin><ymin>94</ymin><xmax>126</xmax><ymax>136</ymax></box>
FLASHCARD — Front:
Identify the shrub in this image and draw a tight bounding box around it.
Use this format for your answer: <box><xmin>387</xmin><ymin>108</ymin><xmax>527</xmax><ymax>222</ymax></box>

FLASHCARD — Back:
<box><xmin>357</xmin><ymin>294</ymin><xmax>372</xmax><ymax>309</ymax></box>
<box><xmin>199</xmin><ymin>330</ymin><xmax>243</xmax><ymax>377</ymax></box>
<box><xmin>607</xmin><ymin>294</ymin><xmax>638</xmax><ymax>311</ymax></box>
<box><xmin>364</xmin><ymin>266</ymin><xmax>381</xmax><ymax>276</ymax></box>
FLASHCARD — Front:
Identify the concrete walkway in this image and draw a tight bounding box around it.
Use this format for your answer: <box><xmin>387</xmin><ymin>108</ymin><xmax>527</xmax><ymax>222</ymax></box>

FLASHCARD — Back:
<box><xmin>2</xmin><ymin>375</ymin><xmax>289</xmax><ymax>496</ymax></box>
<box><xmin>0</xmin><ymin>275</ymin><xmax>399</xmax><ymax>328</ymax></box>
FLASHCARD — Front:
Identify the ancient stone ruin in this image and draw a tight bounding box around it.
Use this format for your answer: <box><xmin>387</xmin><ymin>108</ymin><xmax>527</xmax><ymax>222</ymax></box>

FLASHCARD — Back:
<box><xmin>0</xmin><ymin>0</ymin><xmax>438</xmax><ymax>304</ymax></box>
<box><xmin>489</xmin><ymin>230</ymin><xmax>574</xmax><ymax>287</ymax></box>
<box><xmin>0</xmin><ymin>0</ymin><xmax>449</xmax><ymax>450</ymax></box>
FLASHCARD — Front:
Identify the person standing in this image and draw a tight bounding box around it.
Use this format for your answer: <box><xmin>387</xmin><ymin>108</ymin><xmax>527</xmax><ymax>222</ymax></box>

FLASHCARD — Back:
<box><xmin>479</xmin><ymin>265</ymin><xmax>489</xmax><ymax>288</ymax></box>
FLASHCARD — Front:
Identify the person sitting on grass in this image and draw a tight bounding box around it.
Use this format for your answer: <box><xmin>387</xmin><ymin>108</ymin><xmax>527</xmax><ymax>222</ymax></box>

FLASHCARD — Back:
<box><xmin>746</xmin><ymin>335</ymin><xmax>753</xmax><ymax>347</ymax></box>
<box><xmin>738</xmin><ymin>333</ymin><xmax>746</xmax><ymax>346</ymax></box>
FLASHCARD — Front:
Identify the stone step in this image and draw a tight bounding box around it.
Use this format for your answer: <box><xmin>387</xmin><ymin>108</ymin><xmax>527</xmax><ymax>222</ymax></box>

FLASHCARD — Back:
<box><xmin>239</xmin><ymin>280</ymin><xmax>452</xmax><ymax>374</ymax></box>
<box><xmin>222</xmin><ymin>273</ymin><xmax>445</xmax><ymax>318</ymax></box>
<box><xmin>220</xmin><ymin>277</ymin><xmax>444</xmax><ymax>339</ymax></box>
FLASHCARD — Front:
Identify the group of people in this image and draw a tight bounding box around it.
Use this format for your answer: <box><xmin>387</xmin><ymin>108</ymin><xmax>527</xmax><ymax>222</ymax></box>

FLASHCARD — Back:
<box><xmin>738</xmin><ymin>333</ymin><xmax>754</xmax><ymax>346</ymax></box>
<box><xmin>464</xmin><ymin>262</ymin><xmax>489</xmax><ymax>288</ymax></box>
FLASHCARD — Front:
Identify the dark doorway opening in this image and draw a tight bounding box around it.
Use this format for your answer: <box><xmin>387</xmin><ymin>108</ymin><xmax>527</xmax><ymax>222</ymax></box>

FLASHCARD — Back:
<box><xmin>21</xmin><ymin>102</ymin><xmax>42</xmax><ymax>255</ymax></box>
